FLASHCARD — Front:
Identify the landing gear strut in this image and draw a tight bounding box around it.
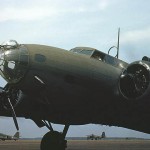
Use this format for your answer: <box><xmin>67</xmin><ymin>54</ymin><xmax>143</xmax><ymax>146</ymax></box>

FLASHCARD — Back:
<box><xmin>40</xmin><ymin>121</ymin><xmax>69</xmax><ymax>150</ymax></box>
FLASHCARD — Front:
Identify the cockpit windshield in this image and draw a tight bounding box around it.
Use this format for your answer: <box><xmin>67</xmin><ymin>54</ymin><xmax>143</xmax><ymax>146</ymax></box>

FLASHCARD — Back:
<box><xmin>0</xmin><ymin>40</ymin><xmax>29</xmax><ymax>83</ymax></box>
<box><xmin>70</xmin><ymin>47</ymin><xmax>94</xmax><ymax>56</ymax></box>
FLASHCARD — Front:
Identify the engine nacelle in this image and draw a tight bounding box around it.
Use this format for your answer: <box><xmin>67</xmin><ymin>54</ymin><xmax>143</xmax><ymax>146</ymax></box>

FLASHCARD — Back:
<box><xmin>0</xmin><ymin>87</ymin><xmax>22</xmax><ymax>110</ymax></box>
<box><xmin>142</xmin><ymin>56</ymin><xmax>150</xmax><ymax>62</ymax></box>
<box><xmin>119</xmin><ymin>61</ymin><xmax>150</xmax><ymax>100</ymax></box>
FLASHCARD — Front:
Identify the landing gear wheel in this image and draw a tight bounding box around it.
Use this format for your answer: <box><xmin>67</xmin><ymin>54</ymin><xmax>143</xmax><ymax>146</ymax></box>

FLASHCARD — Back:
<box><xmin>40</xmin><ymin>131</ymin><xmax>67</xmax><ymax>150</ymax></box>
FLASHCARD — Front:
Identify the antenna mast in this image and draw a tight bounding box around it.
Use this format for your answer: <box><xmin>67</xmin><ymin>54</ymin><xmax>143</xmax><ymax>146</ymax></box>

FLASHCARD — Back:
<box><xmin>108</xmin><ymin>28</ymin><xmax>120</xmax><ymax>59</ymax></box>
<box><xmin>116</xmin><ymin>28</ymin><xmax>120</xmax><ymax>59</ymax></box>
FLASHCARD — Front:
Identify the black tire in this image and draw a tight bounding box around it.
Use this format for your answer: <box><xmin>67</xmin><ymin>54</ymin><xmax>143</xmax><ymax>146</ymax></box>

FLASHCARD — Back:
<box><xmin>40</xmin><ymin>131</ymin><xmax>67</xmax><ymax>150</ymax></box>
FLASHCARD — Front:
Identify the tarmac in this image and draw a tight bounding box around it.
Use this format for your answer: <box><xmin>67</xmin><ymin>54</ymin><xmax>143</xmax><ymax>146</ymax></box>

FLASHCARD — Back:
<box><xmin>0</xmin><ymin>139</ymin><xmax>150</xmax><ymax>150</ymax></box>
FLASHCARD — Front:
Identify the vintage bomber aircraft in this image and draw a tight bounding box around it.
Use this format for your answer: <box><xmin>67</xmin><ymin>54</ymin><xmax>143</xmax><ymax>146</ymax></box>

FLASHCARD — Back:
<box><xmin>0</xmin><ymin>131</ymin><xmax>19</xmax><ymax>141</ymax></box>
<box><xmin>87</xmin><ymin>132</ymin><xmax>106</xmax><ymax>140</ymax></box>
<box><xmin>0</xmin><ymin>40</ymin><xmax>150</xmax><ymax>150</ymax></box>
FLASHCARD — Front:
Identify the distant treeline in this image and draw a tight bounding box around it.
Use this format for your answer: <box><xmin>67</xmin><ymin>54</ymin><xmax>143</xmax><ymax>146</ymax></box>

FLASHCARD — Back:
<box><xmin>20</xmin><ymin>137</ymin><xmax>149</xmax><ymax>141</ymax></box>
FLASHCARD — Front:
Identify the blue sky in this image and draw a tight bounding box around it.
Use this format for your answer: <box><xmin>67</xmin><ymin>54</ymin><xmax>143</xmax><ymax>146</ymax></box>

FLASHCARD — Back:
<box><xmin>1</xmin><ymin>0</ymin><xmax>150</xmax><ymax>138</ymax></box>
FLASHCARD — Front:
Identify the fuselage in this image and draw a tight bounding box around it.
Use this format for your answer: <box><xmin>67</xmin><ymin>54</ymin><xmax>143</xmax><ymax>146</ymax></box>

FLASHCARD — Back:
<box><xmin>0</xmin><ymin>44</ymin><xmax>127</xmax><ymax>123</ymax></box>
<box><xmin>18</xmin><ymin>45</ymin><xmax>127</xmax><ymax>124</ymax></box>
<box><xmin>1</xmin><ymin>43</ymin><xmax>150</xmax><ymax>134</ymax></box>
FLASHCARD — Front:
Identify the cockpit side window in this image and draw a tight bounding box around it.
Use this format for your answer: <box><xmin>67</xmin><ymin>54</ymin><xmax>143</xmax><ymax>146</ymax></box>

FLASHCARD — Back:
<box><xmin>91</xmin><ymin>50</ymin><xmax>105</xmax><ymax>61</ymax></box>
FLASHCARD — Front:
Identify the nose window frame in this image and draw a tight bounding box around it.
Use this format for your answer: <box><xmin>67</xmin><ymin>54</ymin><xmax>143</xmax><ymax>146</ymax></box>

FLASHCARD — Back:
<box><xmin>0</xmin><ymin>43</ymin><xmax>29</xmax><ymax>83</ymax></box>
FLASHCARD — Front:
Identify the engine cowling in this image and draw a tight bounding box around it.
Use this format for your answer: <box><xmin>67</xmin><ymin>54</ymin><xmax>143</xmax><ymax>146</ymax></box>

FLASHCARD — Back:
<box><xmin>119</xmin><ymin>61</ymin><xmax>150</xmax><ymax>100</ymax></box>
<box><xmin>0</xmin><ymin>86</ymin><xmax>22</xmax><ymax>110</ymax></box>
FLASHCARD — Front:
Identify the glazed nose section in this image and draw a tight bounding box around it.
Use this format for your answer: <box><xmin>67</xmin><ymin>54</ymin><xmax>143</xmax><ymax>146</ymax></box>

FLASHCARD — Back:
<box><xmin>0</xmin><ymin>40</ymin><xmax>29</xmax><ymax>83</ymax></box>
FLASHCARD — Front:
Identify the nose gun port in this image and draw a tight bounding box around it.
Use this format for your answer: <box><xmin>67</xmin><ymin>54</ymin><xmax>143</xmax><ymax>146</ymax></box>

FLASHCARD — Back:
<box><xmin>0</xmin><ymin>40</ymin><xmax>29</xmax><ymax>83</ymax></box>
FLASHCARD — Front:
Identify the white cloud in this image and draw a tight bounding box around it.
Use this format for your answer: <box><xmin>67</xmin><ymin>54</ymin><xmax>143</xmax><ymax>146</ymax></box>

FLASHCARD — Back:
<box><xmin>98</xmin><ymin>0</ymin><xmax>111</xmax><ymax>10</ymax></box>
<box><xmin>0</xmin><ymin>6</ymin><xmax>59</xmax><ymax>22</ymax></box>
<box><xmin>0</xmin><ymin>0</ymin><xmax>112</xmax><ymax>22</ymax></box>
<box><xmin>121</xmin><ymin>27</ymin><xmax>150</xmax><ymax>44</ymax></box>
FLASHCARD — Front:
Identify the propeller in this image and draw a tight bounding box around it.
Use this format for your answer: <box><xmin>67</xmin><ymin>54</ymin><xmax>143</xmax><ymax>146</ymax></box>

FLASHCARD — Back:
<box><xmin>0</xmin><ymin>44</ymin><xmax>19</xmax><ymax>131</ymax></box>
<box><xmin>7</xmin><ymin>97</ymin><xmax>19</xmax><ymax>130</ymax></box>
<box><xmin>0</xmin><ymin>87</ymin><xmax>19</xmax><ymax>131</ymax></box>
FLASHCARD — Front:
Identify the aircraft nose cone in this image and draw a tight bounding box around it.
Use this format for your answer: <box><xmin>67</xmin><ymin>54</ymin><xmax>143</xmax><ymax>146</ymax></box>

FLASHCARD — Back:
<box><xmin>0</xmin><ymin>40</ymin><xmax>29</xmax><ymax>83</ymax></box>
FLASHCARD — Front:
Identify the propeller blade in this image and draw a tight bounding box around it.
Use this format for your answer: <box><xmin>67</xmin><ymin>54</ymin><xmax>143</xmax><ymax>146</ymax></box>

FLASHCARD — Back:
<box><xmin>7</xmin><ymin>98</ymin><xmax>19</xmax><ymax>131</ymax></box>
